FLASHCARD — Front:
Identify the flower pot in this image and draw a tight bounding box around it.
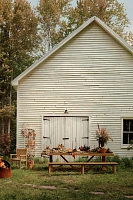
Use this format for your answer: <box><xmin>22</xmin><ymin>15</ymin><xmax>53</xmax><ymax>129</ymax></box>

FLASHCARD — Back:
<box><xmin>0</xmin><ymin>167</ymin><xmax>12</xmax><ymax>178</ymax></box>
<box><xmin>0</xmin><ymin>160</ymin><xmax>12</xmax><ymax>178</ymax></box>
<box><xmin>98</xmin><ymin>148</ymin><xmax>107</xmax><ymax>153</ymax></box>
<box><xmin>27</xmin><ymin>160</ymin><xmax>34</xmax><ymax>169</ymax></box>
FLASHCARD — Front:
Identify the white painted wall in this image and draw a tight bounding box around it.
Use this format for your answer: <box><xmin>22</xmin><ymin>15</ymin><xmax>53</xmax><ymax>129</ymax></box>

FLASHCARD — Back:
<box><xmin>17</xmin><ymin>22</ymin><xmax>133</xmax><ymax>157</ymax></box>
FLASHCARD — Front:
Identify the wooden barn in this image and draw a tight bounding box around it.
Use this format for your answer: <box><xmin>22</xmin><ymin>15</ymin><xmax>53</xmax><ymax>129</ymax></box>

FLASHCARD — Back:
<box><xmin>12</xmin><ymin>16</ymin><xmax>133</xmax><ymax>157</ymax></box>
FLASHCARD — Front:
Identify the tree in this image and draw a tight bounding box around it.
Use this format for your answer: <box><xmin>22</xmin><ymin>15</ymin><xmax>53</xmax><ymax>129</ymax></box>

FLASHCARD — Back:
<box><xmin>0</xmin><ymin>0</ymin><xmax>41</xmax><ymax>77</ymax></box>
<box><xmin>0</xmin><ymin>53</ymin><xmax>13</xmax><ymax>134</ymax></box>
<box><xmin>125</xmin><ymin>31</ymin><xmax>133</xmax><ymax>46</ymax></box>
<box><xmin>0</xmin><ymin>0</ymin><xmax>41</xmax><ymax>140</ymax></box>
<box><xmin>0</xmin><ymin>132</ymin><xmax>12</xmax><ymax>155</ymax></box>
<box><xmin>36</xmin><ymin>0</ymin><xmax>71</xmax><ymax>51</ymax></box>
<box><xmin>56</xmin><ymin>0</ymin><xmax>130</xmax><ymax>39</ymax></box>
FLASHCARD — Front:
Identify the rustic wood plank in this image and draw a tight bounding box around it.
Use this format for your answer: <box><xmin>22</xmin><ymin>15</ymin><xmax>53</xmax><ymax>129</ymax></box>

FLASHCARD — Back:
<box><xmin>48</xmin><ymin>162</ymin><xmax>118</xmax><ymax>165</ymax></box>
<box><xmin>48</xmin><ymin>162</ymin><xmax>118</xmax><ymax>174</ymax></box>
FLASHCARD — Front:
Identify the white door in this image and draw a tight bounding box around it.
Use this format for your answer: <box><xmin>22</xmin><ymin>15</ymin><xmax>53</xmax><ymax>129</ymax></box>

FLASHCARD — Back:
<box><xmin>42</xmin><ymin>116</ymin><xmax>89</xmax><ymax>150</ymax></box>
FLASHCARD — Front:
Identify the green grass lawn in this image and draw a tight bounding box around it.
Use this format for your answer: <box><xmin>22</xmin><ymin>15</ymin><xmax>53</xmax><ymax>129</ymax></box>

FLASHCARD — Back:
<box><xmin>0</xmin><ymin>159</ymin><xmax>133</xmax><ymax>200</ymax></box>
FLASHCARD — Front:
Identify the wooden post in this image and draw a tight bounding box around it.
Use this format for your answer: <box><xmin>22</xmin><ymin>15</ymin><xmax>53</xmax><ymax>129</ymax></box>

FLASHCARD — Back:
<box><xmin>102</xmin><ymin>156</ymin><xmax>105</xmax><ymax>162</ymax></box>
<box><xmin>50</xmin><ymin>155</ymin><xmax>53</xmax><ymax>162</ymax></box>
<box><xmin>49</xmin><ymin>165</ymin><xmax>52</xmax><ymax>174</ymax></box>
<box><xmin>102</xmin><ymin>156</ymin><xmax>106</xmax><ymax>171</ymax></box>
<box><xmin>112</xmin><ymin>165</ymin><xmax>116</xmax><ymax>174</ymax></box>
<box><xmin>81</xmin><ymin>165</ymin><xmax>84</xmax><ymax>174</ymax></box>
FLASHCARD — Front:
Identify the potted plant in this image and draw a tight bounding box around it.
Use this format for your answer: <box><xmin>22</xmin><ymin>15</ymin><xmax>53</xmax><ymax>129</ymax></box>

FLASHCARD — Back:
<box><xmin>127</xmin><ymin>140</ymin><xmax>133</xmax><ymax>150</ymax></box>
<box><xmin>96</xmin><ymin>124</ymin><xmax>113</xmax><ymax>149</ymax></box>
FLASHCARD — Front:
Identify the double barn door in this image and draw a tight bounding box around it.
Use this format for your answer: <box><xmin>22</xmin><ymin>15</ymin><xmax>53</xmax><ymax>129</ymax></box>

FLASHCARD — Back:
<box><xmin>42</xmin><ymin>116</ymin><xmax>89</xmax><ymax>150</ymax></box>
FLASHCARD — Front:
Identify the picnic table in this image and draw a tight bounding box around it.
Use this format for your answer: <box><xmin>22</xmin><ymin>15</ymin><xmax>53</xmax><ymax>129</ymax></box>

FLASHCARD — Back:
<box><xmin>41</xmin><ymin>151</ymin><xmax>118</xmax><ymax>174</ymax></box>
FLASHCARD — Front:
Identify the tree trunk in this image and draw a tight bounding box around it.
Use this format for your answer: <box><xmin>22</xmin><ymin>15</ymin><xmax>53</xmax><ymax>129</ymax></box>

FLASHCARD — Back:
<box><xmin>2</xmin><ymin>117</ymin><xmax>4</xmax><ymax>134</ymax></box>
<box><xmin>8</xmin><ymin>118</ymin><xmax>10</xmax><ymax>135</ymax></box>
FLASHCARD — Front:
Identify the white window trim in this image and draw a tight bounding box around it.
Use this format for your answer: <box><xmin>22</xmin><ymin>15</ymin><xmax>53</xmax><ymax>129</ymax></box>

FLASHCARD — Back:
<box><xmin>121</xmin><ymin>117</ymin><xmax>133</xmax><ymax>148</ymax></box>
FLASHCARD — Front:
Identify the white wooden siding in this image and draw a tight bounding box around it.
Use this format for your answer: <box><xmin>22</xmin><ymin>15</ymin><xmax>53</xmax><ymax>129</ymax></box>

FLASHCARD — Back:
<box><xmin>17</xmin><ymin>22</ymin><xmax>133</xmax><ymax>157</ymax></box>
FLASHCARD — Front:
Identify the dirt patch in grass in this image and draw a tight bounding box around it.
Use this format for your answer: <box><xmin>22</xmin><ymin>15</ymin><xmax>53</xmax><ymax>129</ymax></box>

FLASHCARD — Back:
<box><xmin>125</xmin><ymin>196</ymin><xmax>133</xmax><ymax>199</ymax></box>
<box><xmin>23</xmin><ymin>183</ymin><xmax>56</xmax><ymax>189</ymax></box>
<box><xmin>90</xmin><ymin>191</ymin><xmax>104</xmax><ymax>195</ymax></box>
<box><xmin>23</xmin><ymin>183</ymin><xmax>37</xmax><ymax>187</ymax></box>
<box><xmin>39</xmin><ymin>185</ymin><xmax>56</xmax><ymax>189</ymax></box>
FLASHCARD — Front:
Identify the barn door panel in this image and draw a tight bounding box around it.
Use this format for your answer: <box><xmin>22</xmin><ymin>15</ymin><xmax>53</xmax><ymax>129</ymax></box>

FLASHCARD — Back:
<box><xmin>76</xmin><ymin>117</ymin><xmax>89</xmax><ymax>149</ymax></box>
<box><xmin>43</xmin><ymin>116</ymin><xmax>89</xmax><ymax>150</ymax></box>
<box><xmin>43</xmin><ymin>117</ymin><xmax>64</xmax><ymax>149</ymax></box>
<box><xmin>43</xmin><ymin>118</ymin><xmax>51</xmax><ymax>149</ymax></box>
<box><xmin>81</xmin><ymin>117</ymin><xmax>89</xmax><ymax>147</ymax></box>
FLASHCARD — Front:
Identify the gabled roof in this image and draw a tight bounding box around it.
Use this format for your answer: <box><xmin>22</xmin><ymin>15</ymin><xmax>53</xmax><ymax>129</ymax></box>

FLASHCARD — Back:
<box><xmin>12</xmin><ymin>16</ymin><xmax>133</xmax><ymax>87</ymax></box>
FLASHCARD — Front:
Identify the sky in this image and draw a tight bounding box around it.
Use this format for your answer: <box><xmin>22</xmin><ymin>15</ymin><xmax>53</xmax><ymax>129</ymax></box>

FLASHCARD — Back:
<box><xmin>28</xmin><ymin>0</ymin><xmax>133</xmax><ymax>32</ymax></box>
<box><xmin>119</xmin><ymin>0</ymin><xmax>133</xmax><ymax>32</ymax></box>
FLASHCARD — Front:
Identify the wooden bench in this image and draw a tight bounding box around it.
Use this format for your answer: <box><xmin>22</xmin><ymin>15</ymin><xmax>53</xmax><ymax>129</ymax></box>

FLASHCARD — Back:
<box><xmin>48</xmin><ymin>162</ymin><xmax>118</xmax><ymax>174</ymax></box>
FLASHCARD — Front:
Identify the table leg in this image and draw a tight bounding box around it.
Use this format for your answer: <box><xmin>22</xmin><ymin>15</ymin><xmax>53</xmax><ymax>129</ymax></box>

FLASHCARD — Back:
<box><xmin>102</xmin><ymin>156</ymin><xmax>105</xmax><ymax>162</ymax></box>
<box><xmin>49</xmin><ymin>165</ymin><xmax>52</xmax><ymax>173</ymax></box>
<box><xmin>81</xmin><ymin>165</ymin><xmax>84</xmax><ymax>174</ymax></box>
<box><xmin>87</xmin><ymin>156</ymin><xmax>94</xmax><ymax>162</ymax></box>
<box><xmin>60</xmin><ymin>155</ymin><xmax>81</xmax><ymax>171</ymax></box>
<box><xmin>112</xmin><ymin>165</ymin><xmax>116</xmax><ymax>174</ymax></box>
<box><xmin>102</xmin><ymin>156</ymin><xmax>106</xmax><ymax>171</ymax></box>
<box><xmin>50</xmin><ymin>155</ymin><xmax>53</xmax><ymax>162</ymax></box>
<box><xmin>60</xmin><ymin>155</ymin><xmax>69</xmax><ymax>162</ymax></box>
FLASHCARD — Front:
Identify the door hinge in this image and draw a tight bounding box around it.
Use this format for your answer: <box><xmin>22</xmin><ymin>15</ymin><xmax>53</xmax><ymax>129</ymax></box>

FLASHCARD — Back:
<box><xmin>82</xmin><ymin>118</ymin><xmax>89</xmax><ymax>121</ymax></box>
<box><xmin>82</xmin><ymin>137</ymin><xmax>89</xmax><ymax>139</ymax></box>
<box><xmin>43</xmin><ymin>117</ymin><xmax>50</xmax><ymax>121</ymax></box>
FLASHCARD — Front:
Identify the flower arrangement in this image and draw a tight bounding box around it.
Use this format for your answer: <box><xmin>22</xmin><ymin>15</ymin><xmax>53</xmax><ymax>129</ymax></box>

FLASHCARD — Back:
<box><xmin>96</xmin><ymin>124</ymin><xmax>113</xmax><ymax>145</ymax></box>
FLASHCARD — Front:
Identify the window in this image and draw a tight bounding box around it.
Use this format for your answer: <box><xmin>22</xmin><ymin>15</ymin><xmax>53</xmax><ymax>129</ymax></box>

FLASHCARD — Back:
<box><xmin>123</xmin><ymin>119</ymin><xmax>133</xmax><ymax>144</ymax></box>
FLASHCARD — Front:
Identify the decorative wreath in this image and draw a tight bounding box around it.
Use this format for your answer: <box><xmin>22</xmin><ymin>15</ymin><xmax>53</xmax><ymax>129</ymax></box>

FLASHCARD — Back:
<box><xmin>21</xmin><ymin>128</ymin><xmax>36</xmax><ymax>138</ymax></box>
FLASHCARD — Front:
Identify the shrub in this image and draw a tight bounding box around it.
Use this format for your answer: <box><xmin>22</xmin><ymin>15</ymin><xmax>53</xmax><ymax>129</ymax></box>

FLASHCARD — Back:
<box><xmin>120</xmin><ymin>157</ymin><xmax>133</xmax><ymax>168</ymax></box>
<box><xmin>0</xmin><ymin>132</ymin><xmax>12</xmax><ymax>155</ymax></box>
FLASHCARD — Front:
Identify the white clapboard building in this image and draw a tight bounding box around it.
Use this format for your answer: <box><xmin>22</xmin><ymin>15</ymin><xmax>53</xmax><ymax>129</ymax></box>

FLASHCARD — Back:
<box><xmin>12</xmin><ymin>16</ymin><xmax>133</xmax><ymax>157</ymax></box>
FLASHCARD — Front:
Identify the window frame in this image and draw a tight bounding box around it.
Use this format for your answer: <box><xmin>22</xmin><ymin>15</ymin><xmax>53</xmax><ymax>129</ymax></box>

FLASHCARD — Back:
<box><xmin>121</xmin><ymin>117</ymin><xmax>133</xmax><ymax>148</ymax></box>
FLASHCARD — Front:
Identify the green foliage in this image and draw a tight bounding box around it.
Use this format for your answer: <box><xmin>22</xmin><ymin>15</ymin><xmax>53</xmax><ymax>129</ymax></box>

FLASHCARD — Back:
<box><xmin>75</xmin><ymin>155</ymin><xmax>133</xmax><ymax>170</ymax></box>
<box><xmin>37</xmin><ymin>0</ymin><xmax>71</xmax><ymax>50</ymax></box>
<box><xmin>0</xmin><ymin>54</ymin><xmax>12</xmax><ymax>101</ymax></box>
<box><xmin>106</xmin><ymin>155</ymin><xmax>133</xmax><ymax>169</ymax></box>
<box><xmin>36</xmin><ymin>0</ymin><xmax>132</xmax><ymax>52</ymax></box>
<box><xmin>127</xmin><ymin>140</ymin><xmax>133</xmax><ymax>150</ymax></box>
<box><xmin>120</xmin><ymin>157</ymin><xmax>133</xmax><ymax>169</ymax></box>
<box><xmin>0</xmin><ymin>105</ymin><xmax>14</xmax><ymax>118</ymax></box>
<box><xmin>66</xmin><ymin>0</ymin><xmax>130</xmax><ymax>38</ymax></box>
<box><xmin>0</xmin><ymin>0</ymin><xmax>41</xmax><ymax>151</ymax></box>
<box><xmin>0</xmin><ymin>132</ymin><xmax>12</xmax><ymax>155</ymax></box>
<box><xmin>125</xmin><ymin>31</ymin><xmax>133</xmax><ymax>46</ymax></box>
<box><xmin>108</xmin><ymin>155</ymin><xmax>121</xmax><ymax>163</ymax></box>
<box><xmin>0</xmin><ymin>0</ymin><xmax>41</xmax><ymax>78</ymax></box>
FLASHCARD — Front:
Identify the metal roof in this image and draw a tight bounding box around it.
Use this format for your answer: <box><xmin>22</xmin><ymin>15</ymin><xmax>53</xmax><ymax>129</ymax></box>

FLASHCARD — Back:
<box><xmin>12</xmin><ymin>16</ymin><xmax>133</xmax><ymax>87</ymax></box>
